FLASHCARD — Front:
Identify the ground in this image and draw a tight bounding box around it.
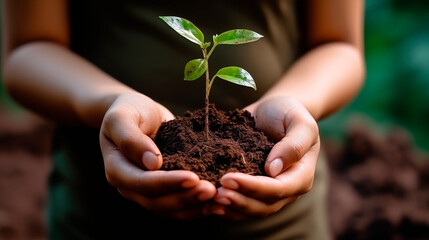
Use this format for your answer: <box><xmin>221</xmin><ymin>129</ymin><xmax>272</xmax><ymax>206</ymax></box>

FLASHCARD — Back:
<box><xmin>0</xmin><ymin>107</ymin><xmax>52</xmax><ymax>240</ymax></box>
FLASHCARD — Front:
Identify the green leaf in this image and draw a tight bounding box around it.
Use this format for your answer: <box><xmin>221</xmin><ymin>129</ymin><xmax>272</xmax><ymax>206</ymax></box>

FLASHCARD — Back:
<box><xmin>215</xmin><ymin>67</ymin><xmax>257</xmax><ymax>90</ymax></box>
<box><xmin>184</xmin><ymin>59</ymin><xmax>207</xmax><ymax>81</ymax></box>
<box><xmin>159</xmin><ymin>16</ymin><xmax>204</xmax><ymax>45</ymax></box>
<box><xmin>214</xmin><ymin>29</ymin><xmax>263</xmax><ymax>45</ymax></box>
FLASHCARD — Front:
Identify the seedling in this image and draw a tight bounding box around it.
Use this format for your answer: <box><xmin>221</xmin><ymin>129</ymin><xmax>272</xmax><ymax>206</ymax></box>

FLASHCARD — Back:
<box><xmin>160</xmin><ymin>16</ymin><xmax>263</xmax><ymax>140</ymax></box>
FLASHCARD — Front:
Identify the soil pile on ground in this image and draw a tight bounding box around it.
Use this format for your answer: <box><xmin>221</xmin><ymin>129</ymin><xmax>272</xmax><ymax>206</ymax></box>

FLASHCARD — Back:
<box><xmin>326</xmin><ymin>123</ymin><xmax>429</xmax><ymax>240</ymax></box>
<box><xmin>0</xmin><ymin>108</ymin><xmax>53</xmax><ymax>240</ymax></box>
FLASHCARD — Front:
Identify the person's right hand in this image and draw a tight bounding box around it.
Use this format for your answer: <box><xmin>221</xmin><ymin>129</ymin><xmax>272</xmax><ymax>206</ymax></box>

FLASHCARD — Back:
<box><xmin>99</xmin><ymin>92</ymin><xmax>217</xmax><ymax>219</ymax></box>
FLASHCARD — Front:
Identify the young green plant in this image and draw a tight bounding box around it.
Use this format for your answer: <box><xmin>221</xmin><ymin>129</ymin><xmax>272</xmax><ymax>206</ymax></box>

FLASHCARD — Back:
<box><xmin>160</xmin><ymin>16</ymin><xmax>263</xmax><ymax>140</ymax></box>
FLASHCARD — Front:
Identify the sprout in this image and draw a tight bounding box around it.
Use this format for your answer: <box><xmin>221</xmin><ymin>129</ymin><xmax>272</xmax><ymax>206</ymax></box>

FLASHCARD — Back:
<box><xmin>160</xmin><ymin>16</ymin><xmax>263</xmax><ymax>140</ymax></box>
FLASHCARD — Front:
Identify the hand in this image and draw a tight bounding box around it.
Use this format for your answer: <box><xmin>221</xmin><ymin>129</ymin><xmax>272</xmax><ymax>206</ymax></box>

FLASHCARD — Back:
<box><xmin>208</xmin><ymin>96</ymin><xmax>320</xmax><ymax>220</ymax></box>
<box><xmin>99</xmin><ymin>92</ymin><xmax>216</xmax><ymax>219</ymax></box>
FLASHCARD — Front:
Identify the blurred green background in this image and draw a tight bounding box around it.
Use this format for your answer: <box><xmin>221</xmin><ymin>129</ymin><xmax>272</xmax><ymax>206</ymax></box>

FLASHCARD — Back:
<box><xmin>319</xmin><ymin>0</ymin><xmax>429</xmax><ymax>152</ymax></box>
<box><xmin>1</xmin><ymin>0</ymin><xmax>429</xmax><ymax>151</ymax></box>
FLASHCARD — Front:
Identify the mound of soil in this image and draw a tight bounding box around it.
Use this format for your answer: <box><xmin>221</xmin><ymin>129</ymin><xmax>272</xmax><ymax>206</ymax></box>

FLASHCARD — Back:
<box><xmin>0</xmin><ymin>108</ymin><xmax>53</xmax><ymax>240</ymax></box>
<box><xmin>326</xmin><ymin>123</ymin><xmax>429</xmax><ymax>240</ymax></box>
<box><xmin>154</xmin><ymin>104</ymin><xmax>275</xmax><ymax>187</ymax></box>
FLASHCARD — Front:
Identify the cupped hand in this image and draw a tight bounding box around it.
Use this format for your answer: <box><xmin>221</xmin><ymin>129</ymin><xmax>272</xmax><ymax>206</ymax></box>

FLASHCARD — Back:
<box><xmin>99</xmin><ymin>92</ymin><xmax>216</xmax><ymax>219</ymax></box>
<box><xmin>209</xmin><ymin>96</ymin><xmax>320</xmax><ymax>220</ymax></box>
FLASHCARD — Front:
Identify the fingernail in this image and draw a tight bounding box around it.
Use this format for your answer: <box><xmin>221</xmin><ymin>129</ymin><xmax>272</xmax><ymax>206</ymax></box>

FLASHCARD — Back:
<box><xmin>198</xmin><ymin>191</ymin><xmax>213</xmax><ymax>201</ymax></box>
<box><xmin>142</xmin><ymin>151</ymin><xmax>159</xmax><ymax>170</ymax></box>
<box><xmin>222</xmin><ymin>179</ymin><xmax>239</xmax><ymax>190</ymax></box>
<box><xmin>216</xmin><ymin>197</ymin><xmax>231</xmax><ymax>206</ymax></box>
<box><xmin>269</xmin><ymin>158</ymin><xmax>283</xmax><ymax>177</ymax></box>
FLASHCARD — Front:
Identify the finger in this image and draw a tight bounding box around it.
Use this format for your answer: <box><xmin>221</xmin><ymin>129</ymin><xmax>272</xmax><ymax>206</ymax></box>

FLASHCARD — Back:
<box><xmin>119</xmin><ymin>180</ymin><xmax>216</xmax><ymax>212</ymax></box>
<box><xmin>251</xmin><ymin>102</ymin><xmax>286</xmax><ymax>141</ymax></box>
<box><xmin>210</xmin><ymin>204</ymin><xmax>246</xmax><ymax>220</ymax></box>
<box><xmin>151</xmin><ymin>180</ymin><xmax>216</xmax><ymax>211</ymax></box>
<box><xmin>101</xmin><ymin>135</ymin><xmax>200</xmax><ymax>196</ymax></box>
<box><xmin>214</xmin><ymin>187</ymin><xmax>298</xmax><ymax>218</ymax></box>
<box><xmin>265</xmin><ymin>117</ymin><xmax>319</xmax><ymax>177</ymax></box>
<box><xmin>101</xmin><ymin>106</ymin><xmax>162</xmax><ymax>170</ymax></box>
<box><xmin>154</xmin><ymin>102</ymin><xmax>175</xmax><ymax>123</ymax></box>
<box><xmin>220</xmin><ymin>149</ymin><xmax>317</xmax><ymax>203</ymax></box>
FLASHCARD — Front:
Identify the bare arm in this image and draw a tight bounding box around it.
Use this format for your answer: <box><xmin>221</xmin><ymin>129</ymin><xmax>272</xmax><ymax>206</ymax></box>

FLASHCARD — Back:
<box><xmin>2</xmin><ymin>0</ymin><xmax>216</xmax><ymax>219</ymax></box>
<box><xmin>2</xmin><ymin>0</ymin><xmax>134</xmax><ymax>127</ymax></box>
<box><xmin>254</xmin><ymin>0</ymin><xmax>365</xmax><ymax>120</ymax></box>
<box><xmin>3</xmin><ymin>42</ymin><xmax>137</xmax><ymax>127</ymax></box>
<box><xmin>214</xmin><ymin>0</ymin><xmax>365</xmax><ymax>219</ymax></box>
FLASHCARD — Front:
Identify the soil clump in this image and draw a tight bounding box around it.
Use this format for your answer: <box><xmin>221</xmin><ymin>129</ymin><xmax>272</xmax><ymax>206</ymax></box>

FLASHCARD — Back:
<box><xmin>155</xmin><ymin>104</ymin><xmax>275</xmax><ymax>187</ymax></box>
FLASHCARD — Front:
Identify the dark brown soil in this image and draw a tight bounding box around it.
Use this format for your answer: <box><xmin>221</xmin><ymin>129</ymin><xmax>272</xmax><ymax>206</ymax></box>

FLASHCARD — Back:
<box><xmin>325</xmin><ymin>122</ymin><xmax>429</xmax><ymax>240</ymax></box>
<box><xmin>0</xmin><ymin>107</ymin><xmax>53</xmax><ymax>240</ymax></box>
<box><xmin>154</xmin><ymin>104</ymin><xmax>275</xmax><ymax>187</ymax></box>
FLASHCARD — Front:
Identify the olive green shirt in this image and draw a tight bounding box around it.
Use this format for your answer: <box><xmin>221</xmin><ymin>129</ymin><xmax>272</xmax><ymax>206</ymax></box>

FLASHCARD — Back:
<box><xmin>48</xmin><ymin>1</ymin><xmax>331</xmax><ymax>239</ymax></box>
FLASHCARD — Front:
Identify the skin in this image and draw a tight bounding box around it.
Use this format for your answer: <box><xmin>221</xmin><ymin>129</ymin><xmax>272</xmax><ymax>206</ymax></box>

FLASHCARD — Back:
<box><xmin>2</xmin><ymin>0</ymin><xmax>364</xmax><ymax>220</ymax></box>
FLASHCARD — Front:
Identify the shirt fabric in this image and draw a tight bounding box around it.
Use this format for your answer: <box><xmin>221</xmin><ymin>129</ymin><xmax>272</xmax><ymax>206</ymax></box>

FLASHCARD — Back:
<box><xmin>47</xmin><ymin>0</ymin><xmax>331</xmax><ymax>239</ymax></box>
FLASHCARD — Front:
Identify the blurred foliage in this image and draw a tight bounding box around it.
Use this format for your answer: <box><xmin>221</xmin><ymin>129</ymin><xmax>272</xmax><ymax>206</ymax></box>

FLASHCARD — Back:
<box><xmin>1</xmin><ymin>0</ymin><xmax>428</xmax><ymax>149</ymax></box>
<box><xmin>320</xmin><ymin>0</ymin><xmax>429</xmax><ymax>151</ymax></box>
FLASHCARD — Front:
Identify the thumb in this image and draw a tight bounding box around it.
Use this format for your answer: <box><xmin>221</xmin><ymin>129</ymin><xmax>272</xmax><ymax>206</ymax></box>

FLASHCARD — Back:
<box><xmin>265</xmin><ymin>123</ymin><xmax>318</xmax><ymax>177</ymax></box>
<box><xmin>101</xmin><ymin>110</ymin><xmax>163</xmax><ymax>170</ymax></box>
<box><xmin>140</xmin><ymin>136</ymin><xmax>163</xmax><ymax>170</ymax></box>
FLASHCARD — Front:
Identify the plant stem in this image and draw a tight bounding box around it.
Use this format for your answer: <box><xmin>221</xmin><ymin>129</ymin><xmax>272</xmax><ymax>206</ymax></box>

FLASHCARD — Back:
<box><xmin>207</xmin><ymin>43</ymin><xmax>218</xmax><ymax>59</ymax></box>
<box><xmin>203</xmin><ymin>47</ymin><xmax>210</xmax><ymax>140</ymax></box>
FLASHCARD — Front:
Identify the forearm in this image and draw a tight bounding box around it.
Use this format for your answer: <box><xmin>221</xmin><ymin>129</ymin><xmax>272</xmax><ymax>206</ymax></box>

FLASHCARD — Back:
<box><xmin>3</xmin><ymin>41</ymin><xmax>135</xmax><ymax>127</ymax></box>
<box><xmin>260</xmin><ymin>42</ymin><xmax>365</xmax><ymax>120</ymax></box>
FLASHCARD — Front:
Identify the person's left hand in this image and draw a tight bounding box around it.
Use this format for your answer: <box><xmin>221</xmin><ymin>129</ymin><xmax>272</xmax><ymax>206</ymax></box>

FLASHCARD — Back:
<box><xmin>206</xmin><ymin>96</ymin><xmax>320</xmax><ymax>220</ymax></box>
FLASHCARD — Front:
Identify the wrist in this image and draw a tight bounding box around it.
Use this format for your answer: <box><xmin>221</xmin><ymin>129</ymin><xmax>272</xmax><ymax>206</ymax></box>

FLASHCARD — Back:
<box><xmin>76</xmin><ymin>87</ymin><xmax>136</xmax><ymax>128</ymax></box>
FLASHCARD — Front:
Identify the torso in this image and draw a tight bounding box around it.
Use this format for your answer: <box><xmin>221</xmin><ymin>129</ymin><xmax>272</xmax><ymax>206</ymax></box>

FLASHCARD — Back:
<box><xmin>48</xmin><ymin>1</ymin><xmax>330</xmax><ymax>239</ymax></box>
